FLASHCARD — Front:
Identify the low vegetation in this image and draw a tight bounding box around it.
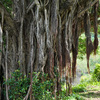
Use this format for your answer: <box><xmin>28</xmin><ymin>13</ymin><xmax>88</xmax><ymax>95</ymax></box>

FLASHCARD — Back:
<box><xmin>4</xmin><ymin>70</ymin><xmax>54</xmax><ymax>100</ymax></box>
<box><xmin>4</xmin><ymin>63</ymin><xmax>100</xmax><ymax>100</ymax></box>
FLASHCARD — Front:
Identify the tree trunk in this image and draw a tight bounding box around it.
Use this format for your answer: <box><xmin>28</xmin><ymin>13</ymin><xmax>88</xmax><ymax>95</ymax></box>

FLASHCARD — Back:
<box><xmin>0</xmin><ymin>0</ymin><xmax>99</xmax><ymax>99</ymax></box>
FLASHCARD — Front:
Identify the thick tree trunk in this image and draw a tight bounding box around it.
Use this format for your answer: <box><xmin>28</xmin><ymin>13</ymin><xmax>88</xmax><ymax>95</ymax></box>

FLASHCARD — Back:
<box><xmin>0</xmin><ymin>0</ymin><xmax>99</xmax><ymax>99</ymax></box>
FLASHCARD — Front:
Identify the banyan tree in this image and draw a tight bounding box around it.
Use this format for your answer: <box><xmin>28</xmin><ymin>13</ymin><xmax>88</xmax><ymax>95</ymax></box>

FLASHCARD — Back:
<box><xmin>0</xmin><ymin>0</ymin><xmax>99</xmax><ymax>99</ymax></box>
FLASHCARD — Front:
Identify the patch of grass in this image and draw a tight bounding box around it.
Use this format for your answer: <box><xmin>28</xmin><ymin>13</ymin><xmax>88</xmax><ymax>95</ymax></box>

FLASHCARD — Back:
<box><xmin>67</xmin><ymin>94</ymin><xmax>84</xmax><ymax>100</ymax></box>
<box><xmin>61</xmin><ymin>83</ymin><xmax>85</xmax><ymax>99</ymax></box>
<box><xmin>72</xmin><ymin>73</ymin><xmax>100</xmax><ymax>92</ymax></box>
<box><xmin>80</xmin><ymin>74</ymin><xmax>92</xmax><ymax>83</ymax></box>
<box><xmin>71</xmin><ymin>73</ymin><xmax>100</xmax><ymax>100</ymax></box>
<box><xmin>72</xmin><ymin>84</ymin><xmax>86</xmax><ymax>93</ymax></box>
<box><xmin>59</xmin><ymin>92</ymin><xmax>84</xmax><ymax>100</ymax></box>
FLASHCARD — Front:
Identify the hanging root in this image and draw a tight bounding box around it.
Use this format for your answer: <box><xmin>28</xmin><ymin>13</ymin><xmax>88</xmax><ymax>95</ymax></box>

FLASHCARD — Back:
<box><xmin>93</xmin><ymin>3</ymin><xmax>99</xmax><ymax>55</ymax></box>
<box><xmin>94</xmin><ymin>37</ymin><xmax>98</xmax><ymax>55</ymax></box>
<box><xmin>84</xmin><ymin>12</ymin><xmax>93</xmax><ymax>74</ymax></box>
<box><xmin>72</xmin><ymin>19</ymin><xmax>79</xmax><ymax>78</ymax></box>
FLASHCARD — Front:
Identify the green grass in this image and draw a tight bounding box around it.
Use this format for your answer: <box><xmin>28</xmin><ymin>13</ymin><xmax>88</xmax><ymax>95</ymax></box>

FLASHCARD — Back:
<box><xmin>59</xmin><ymin>92</ymin><xmax>84</xmax><ymax>100</ymax></box>
<box><xmin>72</xmin><ymin>73</ymin><xmax>100</xmax><ymax>91</ymax></box>
<box><xmin>61</xmin><ymin>71</ymin><xmax>100</xmax><ymax>100</ymax></box>
<box><xmin>72</xmin><ymin>74</ymin><xmax>100</xmax><ymax>100</ymax></box>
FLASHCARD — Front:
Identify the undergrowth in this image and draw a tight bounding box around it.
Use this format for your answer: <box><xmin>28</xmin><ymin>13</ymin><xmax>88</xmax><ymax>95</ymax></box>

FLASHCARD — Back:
<box><xmin>4</xmin><ymin>70</ymin><xmax>54</xmax><ymax>100</ymax></box>
<box><xmin>71</xmin><ymin>65</ymin><xmax>100</xmax><ymax>99</ymax></box>
<box><xmin>4</xmin><ymin>63</ymin><xmax>100</xmax><ymax>100</ymax></box>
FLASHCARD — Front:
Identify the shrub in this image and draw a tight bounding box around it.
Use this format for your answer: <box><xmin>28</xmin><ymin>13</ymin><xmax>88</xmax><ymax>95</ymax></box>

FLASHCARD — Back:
<box><xmin>81</xmin><ymin>74</ymin><xmax>92</xmax><ymax>83</ymax></box>
<box><xmin>72</xmin><ymin>84</ymin><xmax>86</xmax><ymax>93</ymax></box>
<box><xmin>32</xmin><ymin>72</ymin><xmax>54</xmax><ymax>100</ymax></box>
<box><xmin>92</xmin><ymin>64</ymin><xmax>100</xmax><ymax>81</ymax></box>
<box><xmin>4</xmin><ymin>69</ymin><xmax>30</xmax><ymax>100</ymax></box>
<box><xmin>59</xmin><ymin>92</ymin><xmax>84</xmax><ymax>100</ymax></box>
<box><xmin>4</xmin><ymin>70</ymin><xmax>54</xmax><ymax>100</ymax></box>
<box><xmin>78</xmin><ymin>34</ymin><xmax>86</xmax><ymax>59</ymax></box>
<box><xmin>1</xmin><ymin>0</ymin><xmax>12</xmax><ymax>13</ymax></box>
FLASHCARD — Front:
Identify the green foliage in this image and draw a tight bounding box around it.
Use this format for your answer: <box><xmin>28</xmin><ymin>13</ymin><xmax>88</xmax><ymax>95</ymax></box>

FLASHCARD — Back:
<box><xmin>59</xmin><ymin>90</ymin><xmax>84</xmax><ymax>100</ymax></box>
<box><xmin>91</xmin><ymin>25</ymin><xmax>100</xmax><ymax>34</ymax></box>
<box><xmin>80</xmin><ymin>74</ymin><xmax>92</xmax><ymax>83</ymax></box>
<box><xmin>92</xmin><ymin>64</ymin><xmax>100</xmax><ymax>81</ymax></box>
<box><xmin>61</xmin><ymin>94</ymin><xmax>84</xmax><ymax>100</ymax></box>
<box><xmin>78</xmin><ymin>34</ymin><xmax>86</xmax><ymax>59</ymax></box>
<box><xmin>4</xmin><ymin>69</ymin><xmax>30</xmax><ymax>100</ymax></box>
<box><xmin>67</xmin><ymin>94</ymin><xmax>84</xmax><ymax>100</ymax></box>
<box><xmin>77</xmin><ymin>33</ymin><xmax>100</xmax><ymax>73</ymax></box>
<box><xmin>4</xmin><ymin>70</ymin><xmax>54</xmax><ymax>100</ymax></box>
<box><xmin>72</xmin><ymin>75</ymin><xmax>92</xmax><ymax>93</ymax></box>
<box><xmin>1</xmin><ymin>0</ymin><xmax>12</xmax><ymax>13</ymax></box>
<box><xmin>4</xmin><ymin>64</ymin><xmax>100</xmax><ymax>100</ymax></box>
<box><xmin>32</xmin><ymin>72</ymin><xmax>54</xmax><ymax>100</ymax></box>
<box><xmin>98</xmin><ymin>25</ymin><xmax>100</xmax><ymax>34</ymax></box>
<box><xmin>72</xmin><ymin>72</ymin><xmax>100</xmax><ymax>94</ymax></box>
<box><xmin>72</xmin><ymin>73</ymin><xmax>100</xmax><ymax>99</ymax></box>
<box><xmin>72</xmin><ymin>84</ymin><xmax>86</xmax><ymax>93</ymax></box>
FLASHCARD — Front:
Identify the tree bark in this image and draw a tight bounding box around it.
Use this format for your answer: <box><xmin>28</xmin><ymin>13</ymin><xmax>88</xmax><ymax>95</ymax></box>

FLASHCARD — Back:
<box><xmin>0</xmin><ymin>0</ymin><xmax>99</xmax><ymax>99</ymax></box>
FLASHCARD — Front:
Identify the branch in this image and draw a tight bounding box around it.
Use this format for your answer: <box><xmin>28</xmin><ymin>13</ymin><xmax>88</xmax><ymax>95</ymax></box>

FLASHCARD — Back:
<box><xmin>23</xmin><ymin>73</ymin><xmax>40</xmax><ymax>100</ymax></box>
<box><xmin>78</xmin><ymin>0</ymin><xmax>99</xmax><ymax>17</ymax></box>
<box><xmin>23</xmin><ymin>85</ymin><xmax>31</xmax><ymax>100</ymax></box>
<box><xmin>26</xmin><ymin>1</ymin><xmax>35</xmax><ymax>13</ymax></box>
<box><xmin>44</xmin><ymin>0</ymin><xmax>49</xmax><ymax>7</ymax></box>
<box><xmin>26</xmin><ymin>0</ymin><xmax>42</xmax><ymax>13</ymax></box>
<box><xmin>0</xmin><ymin>1</ymin><xmax>16</xmax><ymax>34</ymax></box>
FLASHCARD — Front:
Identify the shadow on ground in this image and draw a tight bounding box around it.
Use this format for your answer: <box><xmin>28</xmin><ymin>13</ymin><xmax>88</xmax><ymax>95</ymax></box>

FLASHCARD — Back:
<box><xmin>79</xmin><ymin>91</ymin><xmax>100</xmax><ymax>99</ymax></box>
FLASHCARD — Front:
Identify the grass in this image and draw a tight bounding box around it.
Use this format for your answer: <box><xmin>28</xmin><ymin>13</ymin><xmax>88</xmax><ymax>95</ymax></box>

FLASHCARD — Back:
<box><xmin>62</xmin><ymin>76</ymin><xmax>100</xmax><ymax>100</ymax></box>
<box><xmin>61</xmin><ymin>69</ymin><xmax>100</xmax><ymax>100</ymax></box>
<box><xmin>59</xmin><ymin>91</ymin><xmax>84</xmax><ymax>100</ymax></box>
<box><xmin>72</xmin><ymin>74</ymin><xmax>100</xmax><ymax>100</ymax></box>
